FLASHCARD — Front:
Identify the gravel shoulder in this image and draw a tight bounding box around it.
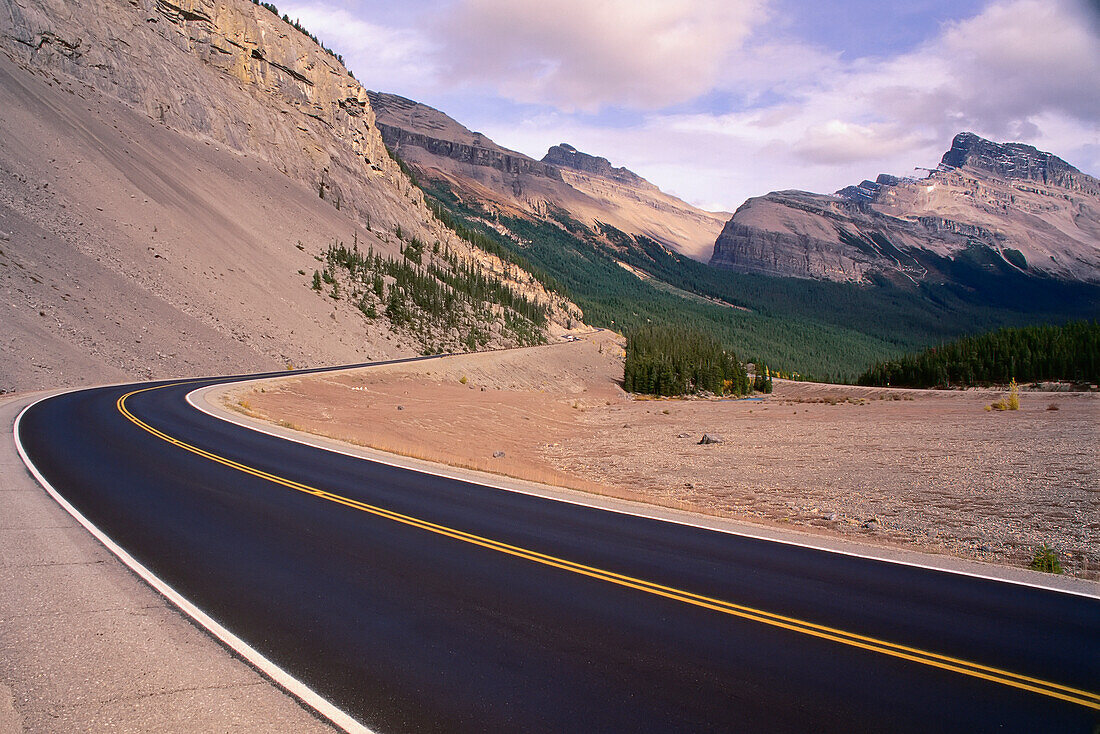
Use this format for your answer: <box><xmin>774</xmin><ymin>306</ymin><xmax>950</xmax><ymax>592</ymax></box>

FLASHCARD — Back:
<box><xmin>229</xmin><ymin>332</ymin><xmax>1100</xmax><ymax>580</ymax></box>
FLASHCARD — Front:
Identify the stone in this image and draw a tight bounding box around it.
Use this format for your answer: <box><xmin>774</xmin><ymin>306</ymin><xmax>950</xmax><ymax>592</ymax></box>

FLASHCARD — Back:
<box><xmin>492</xmin><ymin>451</ymin><xmax>505</xmax><ymax>458</ymax></box>
<box><xmin>698</xmin><ymin>434</ymin><xmax>723</xmax><ymax>445</ymax></box>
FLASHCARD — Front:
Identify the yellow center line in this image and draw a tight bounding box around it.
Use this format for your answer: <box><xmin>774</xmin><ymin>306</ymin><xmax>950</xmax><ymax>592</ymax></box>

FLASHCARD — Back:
<box><xmin>116</xmin><ymin>382</ymin><xmax>1100</xmax><ymax>711</ymax></box>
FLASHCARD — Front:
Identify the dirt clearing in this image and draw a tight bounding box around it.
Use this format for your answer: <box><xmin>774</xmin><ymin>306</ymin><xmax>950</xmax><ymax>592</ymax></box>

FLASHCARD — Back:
<box><xmin>227</xmin><ymin>332</ymin><xmax>1099</xmax><ymax>578</ymax></box>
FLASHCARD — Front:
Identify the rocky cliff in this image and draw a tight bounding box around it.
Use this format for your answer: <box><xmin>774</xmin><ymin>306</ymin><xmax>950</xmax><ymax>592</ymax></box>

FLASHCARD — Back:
<box><xmin>369</xmin><ymin>92</ymin><xmax>563</xmax><ymax>181</ymax></box>
<box><xmin>711</xmin><ymin>133</ymin><xmax>1100</xmax><ymax>284</ymax></box>
<box><xmin>367</xmin><ymin>93</ymin><xmax>729</xmax><ymax>261</ymax></box>
<box><xmin>0</xmin><ymin>0</ymin><xmax>579</xmax><ymax>392</ymax></box>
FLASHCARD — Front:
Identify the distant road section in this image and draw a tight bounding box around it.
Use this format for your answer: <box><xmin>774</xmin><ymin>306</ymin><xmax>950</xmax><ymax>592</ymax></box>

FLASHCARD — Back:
<box><xmin>15</xmin><ymin>363</ymin><xmax>1100</xmax><ymax>733</ymax></box>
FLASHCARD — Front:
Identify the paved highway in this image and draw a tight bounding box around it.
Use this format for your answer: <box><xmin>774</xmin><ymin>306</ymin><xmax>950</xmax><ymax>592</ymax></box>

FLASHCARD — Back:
<box><xmin>14</xmin><ymin>363</ymin><xmax>1100</xmax><ymax>733</ymax></box>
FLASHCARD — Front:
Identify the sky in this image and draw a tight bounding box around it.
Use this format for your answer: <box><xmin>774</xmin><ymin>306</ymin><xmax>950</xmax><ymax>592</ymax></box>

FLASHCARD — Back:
<box><xmin>279</xmin><ymin>0</ymin><xmax>1100</xmax><ymax>212</ymax></box>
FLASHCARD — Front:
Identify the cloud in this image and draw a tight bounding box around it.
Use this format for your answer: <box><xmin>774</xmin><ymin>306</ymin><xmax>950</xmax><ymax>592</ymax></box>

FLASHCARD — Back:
<box><xmin>934</xmin><ymin>0</ymin><xmax>1100</xmax><ymax>128</ymax></box>
<box><xmin>279</xmin><ymin>0</ymin><xmax>1099</xmax><ymax>210</ymax></box>
<box><xmin>432</xmin><ymin>0</ymin><xmax>769</xmax><ymax>112</ymax></box>
<box><xmin>790</xmin><ymin>121</ymin><xmax>929</xmax><ymax>165</ymax></box>
<box><xmin>278</xmin><ymin>2</ymin><xmax>439</xmax><ymax>91</ymax></box>
<box><xmin>625</xmin><ymin>0</ymin><xmax>1100</xmax><ymax>205</ymax></box>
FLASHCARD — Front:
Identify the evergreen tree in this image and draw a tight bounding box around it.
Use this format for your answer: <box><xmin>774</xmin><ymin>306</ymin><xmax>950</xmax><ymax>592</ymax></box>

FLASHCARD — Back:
<box><xmin>624</xmin><ymin>326</ymin><xmax>749</xmax><ymax>397</ymax></box>
<box><xmin>857</xmin><ymin>321</ymin><xmax>1099</xmax><ymax>388</ymax></box>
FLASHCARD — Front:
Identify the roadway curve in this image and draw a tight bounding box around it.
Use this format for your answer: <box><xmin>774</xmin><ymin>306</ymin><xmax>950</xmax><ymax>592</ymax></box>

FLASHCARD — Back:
<box><xmin>14</xmin><ymin>362</ymin><xmax>1100</xmax><ymax>733</ymax></box>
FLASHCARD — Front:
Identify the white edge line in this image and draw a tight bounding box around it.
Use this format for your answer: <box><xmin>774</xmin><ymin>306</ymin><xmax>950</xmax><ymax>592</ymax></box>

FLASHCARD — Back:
<box><xmin>188</xmin><ymin>379</ymin><xmax>1100</xmax><ymax>601</ymax></box>
<box><xmin>12</xmin><ymin>393</ymin><xmax>376</xmax><ymax>734</ymax></box>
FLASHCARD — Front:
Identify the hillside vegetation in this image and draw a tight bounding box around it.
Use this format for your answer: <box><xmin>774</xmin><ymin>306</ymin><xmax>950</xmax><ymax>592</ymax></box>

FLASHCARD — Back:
<box><xmin>857</xmin><ymin>321</ymin><xmax>1100</xmax><ymax>388</ymax></box>
<box><xmin>422</xmin><ymin>182</ymin><xmax>1100</xmax><ymax>379</ymax></box>
<box><xmin>318</xmin><ymin>236</ymin><xmax>548</xmax><ymax>354</ymax></box>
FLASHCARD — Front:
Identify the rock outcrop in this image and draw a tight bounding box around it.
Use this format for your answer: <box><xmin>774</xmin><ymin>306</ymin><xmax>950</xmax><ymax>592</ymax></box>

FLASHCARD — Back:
<box><xmin>940</xmin><ymin>132</ymin><xmax>1100</xmax><ymax>195</ymax></box>
<box><xmin>369</xmin><ymin>93</ymin><xmax>562</xmax><ymax>181</ymax></box>
<box><xmin>541</xmin><ymin>143</ymin><xmax>647</xmax><ymax>188</ymax></box>
<box><xmin>1</xmin><ymin>0</ymin><xmax>424</xmax><ymax>236</ymax></box>
<box><xmin>711</xmin><ymin>133</ymin><xmax>1100</xmax><ymax>284</ymax></box>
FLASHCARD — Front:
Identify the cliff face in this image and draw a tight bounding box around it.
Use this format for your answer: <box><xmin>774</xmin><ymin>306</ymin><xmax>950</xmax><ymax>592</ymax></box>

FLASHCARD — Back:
<box><xmin>369</xmin><ymin>93</ymin><xmax>562</xmax><ymax>181</ymax></box>
<box><xmin>2</xmin><ymin>0</ymin><xmax>423</xmax><ymax>233</ymax></box>
<box><xmin>711</xmin><ymin>133</ymin><xmax>1100</xmax><ymax>284</ymax></box>
<box><xmin>0</xmin><ymin>0</ymin><xmax>580</xmax><ymax>391</ymax></box>
<box><xmin>367</xmin><ymin>93</ymin><xmax>729</xmax><ymax>261</ymax></box>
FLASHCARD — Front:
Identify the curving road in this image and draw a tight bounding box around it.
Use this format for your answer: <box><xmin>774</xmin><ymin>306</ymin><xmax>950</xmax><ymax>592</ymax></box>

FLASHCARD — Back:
<box><xmin>14</xmin><ymin>361</ymin><xmax>1100</xmax><ymax>733</ymax></box>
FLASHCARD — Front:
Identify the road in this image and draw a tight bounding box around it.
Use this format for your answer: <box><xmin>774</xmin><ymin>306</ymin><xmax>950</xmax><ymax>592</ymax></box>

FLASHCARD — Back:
<box><xmin>14</xmin><ymin>363</ymin><xmax>1100</xmax><ymax>733</ymax></box>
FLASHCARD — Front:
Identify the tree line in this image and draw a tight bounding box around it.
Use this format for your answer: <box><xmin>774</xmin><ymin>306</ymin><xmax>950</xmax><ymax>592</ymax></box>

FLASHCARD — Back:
<box><xmin>856</xmin><ymin>321</ymin><xmax>1099</xmax><ymax>388</ymax></box>
<box><xmin>421</xmin><ymin>181</ymin><xmax>1100</xmax><ymax>380</ymax></box>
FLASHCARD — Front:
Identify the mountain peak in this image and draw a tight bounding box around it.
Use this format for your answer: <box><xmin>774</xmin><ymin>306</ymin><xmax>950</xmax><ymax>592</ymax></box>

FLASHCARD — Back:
<box><xmin>542</xmin><ymin>143</ymin><xmax>645</xmax><ymax>186</ymax></box>
<box><xmin>940</xmin><ymin>131</ymin><xmax>1096</xmax><ymax>193</ymax></box>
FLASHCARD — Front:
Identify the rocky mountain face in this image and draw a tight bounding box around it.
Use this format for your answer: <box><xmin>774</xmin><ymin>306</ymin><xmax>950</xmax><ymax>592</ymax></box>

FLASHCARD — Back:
<box><xmin>367</xmin><ymin>92</ymin><xmax>729</xmax><ymax>261</ymax></box>
<box><xmin>711</xmin><ymin>132</ymin><xmax>1100</xmax><ymax>285</ymax></box>
<box><xmin>369</xmin><ymin>93</ymin><xmax>563</xmax><ymax>183</ymax></box>
<box><xmin>0</xmin><ymin>0</ymin><xmax>578</xmax><ymax>392</ymax></box>
<box><xmin>940</xmin><ymin>132</ymin><xmax>1100</xmax><ymax>195</ymax></box>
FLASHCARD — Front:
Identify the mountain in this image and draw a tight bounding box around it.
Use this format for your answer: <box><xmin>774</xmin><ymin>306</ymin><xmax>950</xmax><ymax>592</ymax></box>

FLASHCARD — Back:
<box><xmin>366</xmin><ymin>92</ymin><xmax>729</xmax><ymax>261</ymax></box>
<box><xmin>0</xmin><ymin>0</ymin><xmax>577</xmax><ymax>393</ymax></box>
<box><xmin>710</xmin><ymin>132</ymin><xmax>1100</xmax><ymax>285</ymax></box>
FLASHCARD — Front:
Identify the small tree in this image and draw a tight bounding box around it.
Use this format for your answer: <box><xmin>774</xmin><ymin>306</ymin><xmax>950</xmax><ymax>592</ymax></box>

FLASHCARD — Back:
<box><xmin>753</xmin><ymin>364</ymin><xmax>774</xmax><ymax>394</ymax></box>
<box><xmin>989</xmin><ymin>377</ymin><xmax>1020</xmax><ymax>411</ymax></box>
<box><xmin>1006</xmin><ymin>377</ymin><xmax>1019</xmax><ymax>410</ymax></box>
<box><xmin>1029</xmin><ymin>544</ymin><xmax>1062</xmax><ymax>574</ymax></box>
<box><xmin>311</xmin><ymin>270</ymin><xmax>322</xmax><ymax>291</ymax></box>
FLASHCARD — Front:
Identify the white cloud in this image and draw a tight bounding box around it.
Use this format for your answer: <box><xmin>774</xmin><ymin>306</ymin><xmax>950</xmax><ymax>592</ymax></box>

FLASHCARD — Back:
<box><xmin>433</xmin><ymin>0</ymin><xmax>769</xmax><ymax>112</ymax></box>
<box><xmin>622</xmin><ymin>0</ymin><xmax>1100</xmax><ymax>206</ymax></box>
<box><xmin>278</xmin><ymin>2</ymin><xmax>439</xmax><ymax>91</ymax></box>
<box><xmin>281</xmin><ymin>0</ymin><xmax>1099</xmax><ymax>210</ymax></box>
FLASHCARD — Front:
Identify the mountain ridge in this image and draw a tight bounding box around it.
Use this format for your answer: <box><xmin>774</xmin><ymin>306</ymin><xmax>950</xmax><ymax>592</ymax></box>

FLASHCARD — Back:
<box><xmin>710</xmin><ymin>132</ymin><xmax>1100</xmax><ymax>285</ymax></box>
<box><xmin>366</xmin><ymin>90</ymin><xmax>729</xmax><ymax>261</ymax></box>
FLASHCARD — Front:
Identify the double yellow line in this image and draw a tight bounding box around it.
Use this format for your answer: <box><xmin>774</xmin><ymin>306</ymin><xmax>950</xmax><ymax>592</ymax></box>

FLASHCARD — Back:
<box><xmin>118</xmin><ymin>383</ymin><xmax>1100</xmax><ymax>711</ymax></box>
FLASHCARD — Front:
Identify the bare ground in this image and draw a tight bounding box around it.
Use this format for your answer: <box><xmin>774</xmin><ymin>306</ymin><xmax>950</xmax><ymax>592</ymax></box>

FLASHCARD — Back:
<box><xmin>229</xmin><ymin>331</ymin><xmax>1100</xmax><ymax>578</ymax></box>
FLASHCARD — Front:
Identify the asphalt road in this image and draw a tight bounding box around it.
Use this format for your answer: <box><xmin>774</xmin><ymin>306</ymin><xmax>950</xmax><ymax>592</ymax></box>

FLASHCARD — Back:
<box><xmin>15</xmin><ymin>364</ymin><xmax>1100</xmax><ymax>733</ymax></box>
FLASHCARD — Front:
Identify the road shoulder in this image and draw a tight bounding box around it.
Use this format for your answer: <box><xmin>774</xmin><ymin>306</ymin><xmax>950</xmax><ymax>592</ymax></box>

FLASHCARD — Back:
<box><xmin>0</xmin><ymin>391</ymin><xmax>340</xmax><ymax>733</ymax></box>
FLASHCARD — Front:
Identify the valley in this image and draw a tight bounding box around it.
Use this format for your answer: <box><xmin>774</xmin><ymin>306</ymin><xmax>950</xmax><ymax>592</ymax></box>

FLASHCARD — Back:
<box><xmin>1</xmin><ymin>0</ymin><xmax>1098</xmax><ymax>731</ymax></box>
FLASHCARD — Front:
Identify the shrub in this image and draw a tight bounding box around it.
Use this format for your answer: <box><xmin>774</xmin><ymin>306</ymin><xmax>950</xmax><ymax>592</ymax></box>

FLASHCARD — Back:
<box><xmin>989</xmin><ymin>378</ymin><xmax>1020</xmax><ymax>411</ymax></box>
<box><xmin>1028</xmin><ymin>544</ymin><xmax>1062</xmax><ymax>574</ymax></box>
